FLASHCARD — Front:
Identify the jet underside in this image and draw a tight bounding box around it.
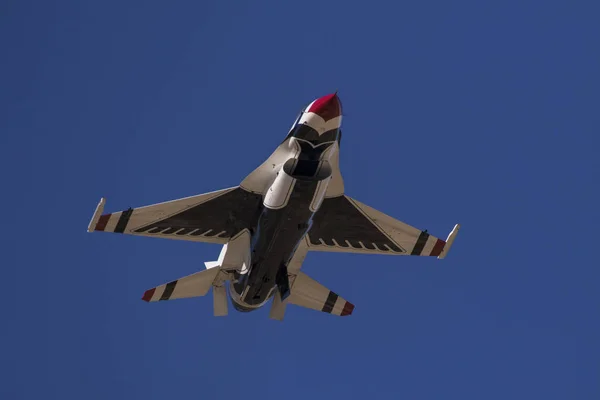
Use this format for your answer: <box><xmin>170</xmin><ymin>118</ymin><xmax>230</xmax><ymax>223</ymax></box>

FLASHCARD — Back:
<box><xmin>87</xmin><ymin>92</ymin><xmax>460</xmax><ymax>320</ymax></box>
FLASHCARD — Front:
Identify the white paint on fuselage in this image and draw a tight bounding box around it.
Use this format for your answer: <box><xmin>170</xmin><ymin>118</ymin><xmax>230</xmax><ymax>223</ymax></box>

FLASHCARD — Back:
<box><xmin>239</xmin><ymin>107</ymin><xmax>344</xmax><ymax>198</ymax></box>
<box><xmin>310</xmin><ymin>177</ymin><xmax>330</xmax><ymax>212</ymax></box>
<box><xmin>297</xmin><ymin>112</ymin><xmax>342</xmax><ymax>135</ymax></box>
<box><xmin>263</xmin><ymin>169</ymin><xmax>297</xmax><ymax>210</ymax></box>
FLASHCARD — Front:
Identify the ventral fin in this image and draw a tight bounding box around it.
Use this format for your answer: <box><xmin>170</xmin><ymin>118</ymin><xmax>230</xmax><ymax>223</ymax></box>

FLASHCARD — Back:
<box><xmin>276</xmin><ymin>266</ymin><xmax>291</xmax><ymax>301</ymax></box>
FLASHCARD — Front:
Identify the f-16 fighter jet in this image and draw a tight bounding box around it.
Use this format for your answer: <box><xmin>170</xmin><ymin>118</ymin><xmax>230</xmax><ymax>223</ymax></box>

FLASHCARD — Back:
<box><xmin>87</xmin><ymin>93</ymin><xmax>460</xmax><ymax>320</ymax></box>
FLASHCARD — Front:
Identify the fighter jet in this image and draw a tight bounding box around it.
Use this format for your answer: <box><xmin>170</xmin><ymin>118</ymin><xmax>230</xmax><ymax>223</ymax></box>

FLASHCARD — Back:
<box><xmin>87</xmin><ymin>93</ymin><xmax>460</xmax><ymax>320</ymax></box>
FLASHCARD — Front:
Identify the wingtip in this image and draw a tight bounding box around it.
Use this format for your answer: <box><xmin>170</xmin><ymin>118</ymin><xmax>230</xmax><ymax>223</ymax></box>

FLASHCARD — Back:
<box><xmin>141</xmin><ymin>288</ymin><xmax>156</xmax><ymax>302</ymax></box>
<box><xmin>438</xmin><ymin>223</ymin><xmax>460</xmax><ymax>260</ymax></box>
<box><xmin>87</xmin><ymin>197</ymin><xmax>107</xmax><ymax>233</ymax></box>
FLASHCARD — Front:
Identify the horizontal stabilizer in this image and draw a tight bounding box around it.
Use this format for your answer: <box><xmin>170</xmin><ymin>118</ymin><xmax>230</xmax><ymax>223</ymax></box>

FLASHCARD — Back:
<box><xmin>142</xmin><ymin>267</ymin><xmax>220</xmax><ymax>302</ymax></box>
<box><xmin>288</xmin><ymin>272</ymin><xmax>354</xmax><ymax>317</ymax></box>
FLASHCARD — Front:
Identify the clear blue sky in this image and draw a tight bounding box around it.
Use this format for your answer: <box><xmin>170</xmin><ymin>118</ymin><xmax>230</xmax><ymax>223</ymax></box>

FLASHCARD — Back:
<box><xmin>2</xmin><ymin>1</ymin><xmax>599</xmax><ymax>399</ymax></box>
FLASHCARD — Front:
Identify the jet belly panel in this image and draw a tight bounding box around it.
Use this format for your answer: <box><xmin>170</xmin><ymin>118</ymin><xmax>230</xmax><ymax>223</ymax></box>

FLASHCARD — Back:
<box><xmin>231</xmin><ymin>174</ymin><xmax>330</xmax><ymax>307</ymax></box>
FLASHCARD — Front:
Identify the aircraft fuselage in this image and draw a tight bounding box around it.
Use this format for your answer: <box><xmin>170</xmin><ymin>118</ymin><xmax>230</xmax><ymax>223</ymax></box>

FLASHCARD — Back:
<box><xmin>229</xmin><ymin>93</ymin><xmax>342</xmax><ymax>312</ymax></box>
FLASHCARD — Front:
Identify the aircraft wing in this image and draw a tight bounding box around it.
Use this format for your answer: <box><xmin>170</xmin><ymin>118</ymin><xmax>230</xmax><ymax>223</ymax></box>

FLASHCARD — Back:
<box><xmin>307</xmin><ymin>195</ymin><xmax>459</xmax><ymax>258</ymax></box>
<box><xmin>87</xmin><ymin>186</ymin><xmax>263</xmax><ymax>244</ymax></box>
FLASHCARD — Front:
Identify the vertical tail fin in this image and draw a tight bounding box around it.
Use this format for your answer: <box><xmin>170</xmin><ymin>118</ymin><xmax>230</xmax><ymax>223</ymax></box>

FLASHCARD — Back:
<box><xmin>212</xmin><ymin>284</ymin><xmax>228</xmax><ymax>316</ymax></box>
<box><xmin>269</xmin><ymin>291</ymin><xmax>288</xmax><ymax>321</ymax></box>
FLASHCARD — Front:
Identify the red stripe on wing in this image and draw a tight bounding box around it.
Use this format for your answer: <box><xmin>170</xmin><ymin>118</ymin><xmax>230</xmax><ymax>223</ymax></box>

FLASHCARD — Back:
<box><xmin>341</xmin><ymin>301</ymin><xmax>355</xmax><ymax>316</ymax></box>
<box><xmin>95</xmin><ymin>214</ymin><xmax>111</xmax><ymax>231</ymax></box>
<box><xmin>141</xmin><ymin>288</ymin><xmax>156</xmax><ymax>302</ymax></box>
<box><xmin>430</xmin><ymin>239</ymin><xmax>446</xmax><ymax>257</ymax></box>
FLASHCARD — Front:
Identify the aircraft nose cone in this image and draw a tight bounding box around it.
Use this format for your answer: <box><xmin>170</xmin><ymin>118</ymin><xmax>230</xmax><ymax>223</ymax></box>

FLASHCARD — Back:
<box><xmin>307</xmin><ymin>93</ymin><xmax>342</xmax><ymax>121</ymax></box>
